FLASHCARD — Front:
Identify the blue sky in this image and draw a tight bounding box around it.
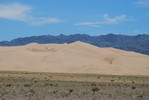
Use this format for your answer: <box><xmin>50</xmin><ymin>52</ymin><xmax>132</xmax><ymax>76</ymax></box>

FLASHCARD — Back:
<box><xmin>0</xmin><ymin>0</ymin><xmax>149</xmax><ymax>41</ymax></box>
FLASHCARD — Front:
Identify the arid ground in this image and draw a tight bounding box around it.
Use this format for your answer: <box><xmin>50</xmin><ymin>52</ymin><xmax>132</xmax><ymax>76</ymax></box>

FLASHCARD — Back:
<box><xmin>0</xmin><ymin>71</ymin><xmax>149</xmax><ymax>100</ymax></box>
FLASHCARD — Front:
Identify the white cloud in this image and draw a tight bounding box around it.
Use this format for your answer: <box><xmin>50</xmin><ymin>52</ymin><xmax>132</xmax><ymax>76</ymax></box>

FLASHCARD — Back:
<box><xmin>75</xmin><ymin>22</ymin><xmax>100</xmax><ymax>26</ymax></box>
<box><xmin>134</xmin><ymin>0</ymin><xmax>149</xmax><ymax>7</ymax></box>
<box><xmin>103</xmin><ymin>13</ymin><xmax>127</xmax><ymax>24</ymax></box>
<box><xmin>30</xmin><ymin>17</ymin><xmax>62</xmax><ymax>25</ymax></box>
<box><xmin>75</xmin><ymin>13</ymin><xmax>128</xmax><ymax>27</ymax></box>
<box><xmin>0</xmin><ymin>3</ymin><xmax>31</xmax><ymax>21</ymax></box>
<box><xmin>0</xmin><ymin>3</ymin><xmax>62</xmax><ymax>25</ymax></box>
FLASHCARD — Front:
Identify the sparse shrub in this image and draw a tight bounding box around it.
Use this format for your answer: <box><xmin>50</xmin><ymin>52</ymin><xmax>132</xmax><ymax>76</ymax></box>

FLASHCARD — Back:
<box><xmin>49</xmin><ymin>75</ymin><xmax>52</xmax><ymax>78</ymax></box>
<box><xmin>91</xmin><ymin>83</ymin><xmax>97</xmax><ymax>86</ymax></box>
<box><xmin>34</xmin><ymin>81</ymin><xmax>37</xmax><ymax>83</ymax></box>
<box><xmin>68</xmin><ymin>89</ymin><xmax>74</xmax><ymax>93</ymax></box>
<box><xmin>5</xmin><ymin>84</ymin><xmax>12</xmax><ymax>87</ymax></box>
<box><xmin>92</xmin><ymin>87</ymin><xmax>100</xmax><ymax>92</ymax></box>
<box><xmin>50</xmin><ymin>83</ymin><xmax>53</xmax><ymax>86</ymax></box>
<box><xmin>111</xmin><ymin>80</ymin><xmax>114</xmax><ymax>82</ymax></box>
<box><xmin>62</xmin><ymin>93</ymin><xmax>69</xmax><ymax>97</ymax></box>
<box><xmin>124</xmin><ymin>83</ymin><xmax>128</xmax><ymax>86</ymax></box>
<box><xmin>29</xmin><ymin>89</ymin><xmax>36</xmax><ymax>94</ymax></box>
<box><xmin>132</xmin><ymin>81</ymin><xmax>135</xmax><ymax>83</ymax></box>
<box><xmin>24</xmin><ymin>84</ymin><xmax>31</xmax><ymax>87</ymax></box>
<box><xmin>131</xmin><ymin>86</ymin><xmax>136</xmax><ymax>89</ymax></box>
<box><xmin>44</xmin><ymin>83</ymin><xmax>49</xmax><ymax>86</ymax></box>
<box><xmin>52</xmin><ymin>90</ymin><xmax>58</xmax><ymax>94</ymax></box>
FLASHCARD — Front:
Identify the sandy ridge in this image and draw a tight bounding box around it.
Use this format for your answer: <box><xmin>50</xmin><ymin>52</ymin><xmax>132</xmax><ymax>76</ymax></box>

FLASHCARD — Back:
<box><xmin>0</xmin><ymin>41</ymin><xmax>149</xmax><ymax>75</ymax></box>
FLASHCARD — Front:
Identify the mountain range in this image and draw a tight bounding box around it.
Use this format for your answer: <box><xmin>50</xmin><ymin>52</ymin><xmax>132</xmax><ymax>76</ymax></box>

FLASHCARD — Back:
<box><xmin>0</xmin><ymin>33</ymin><xmax>149</xmax><ymax>55</ymax></box>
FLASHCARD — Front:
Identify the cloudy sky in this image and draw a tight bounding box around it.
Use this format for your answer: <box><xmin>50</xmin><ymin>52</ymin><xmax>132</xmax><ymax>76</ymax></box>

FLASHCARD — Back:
<box><xmin>0</xmin><ymin>0</ymin><xmax>149</xmax><ymax>41</ymax></box>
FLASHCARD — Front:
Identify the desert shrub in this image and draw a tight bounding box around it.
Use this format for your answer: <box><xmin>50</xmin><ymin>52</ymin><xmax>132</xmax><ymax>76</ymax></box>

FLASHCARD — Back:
<box><xmin>24</xmin><ymin>84</ymin><xmax>31</xmax><ymax>87</ymax></box>
<box><xmin>34</xmin><ymin>81</ymin><xmax>37</xmax><ymax>83</ymax></box>
<box><xmin>92</xmin><ymin>87</ymin><xmax>100</xmax><ymax>92</ymax></box>
<box><xmin>52</xmin><ymin>90</ymin><xmax>58</xmax><ymax>94</ymax></box>
<box><xmin>49</xmin><ymin>75</ymin><xmax>52</xmax><ymax>78</ymax></box>
<box><xmin>29</xmin><ymin>89</ymin><xmax>36</xmax><ymax>94</ymax></box>
<box><xmin>91</xmin><ymin>83</ymin><xmax>97</xmax><ymax>86</ymax></box>
<box><xmin>50</xmin><ymin>83</ymin><xmax>53</xmax><ymax>86</ymax></box>
<box><xmin>131</xmin><ymin>86</ymin><xmax>136</xmax><ymax>89</ymax></box>
<box><xmin>44</xmin><ymin>83</ymin><xmax>49</xmax><ymax>86</ymax></box>
<box><xmin>68</xmin><ymin>89</ymin><xmax>74</xmax><ymax>93</ymax></box>
<box><xmin>5</xmin><ymin>84</ymin><xmax>12</xmax><ymax>87</ymax></box>
<box><xmin>111</xmin><ymin>80</ymin><xmax>114</xmax><ymax>82</ymax></box>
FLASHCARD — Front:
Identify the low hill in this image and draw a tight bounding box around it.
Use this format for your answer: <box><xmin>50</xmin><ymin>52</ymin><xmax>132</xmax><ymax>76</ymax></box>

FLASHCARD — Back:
<box><xmin>0</xmin><ymin>41</ymin><xmax>149</xmax><ymax>75</ymax></box>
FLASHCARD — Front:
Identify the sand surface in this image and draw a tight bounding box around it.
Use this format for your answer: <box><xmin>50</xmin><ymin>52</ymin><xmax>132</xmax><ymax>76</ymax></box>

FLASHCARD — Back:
<box><xmin>0</xmin><ymin>41</ymin><xmax>149</xmax><ymax>75</ymax></box>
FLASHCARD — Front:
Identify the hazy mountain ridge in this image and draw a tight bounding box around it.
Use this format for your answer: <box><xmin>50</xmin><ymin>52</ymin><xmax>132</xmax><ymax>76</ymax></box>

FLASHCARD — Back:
<box><xmin>0</xmin><ymin>34</ymin><xmax>149</xmax><ymax>55</ymax></box>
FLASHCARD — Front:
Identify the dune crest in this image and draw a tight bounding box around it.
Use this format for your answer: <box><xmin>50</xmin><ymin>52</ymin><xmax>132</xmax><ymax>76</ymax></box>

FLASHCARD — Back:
<box><xmin>0</xmin><ymin>41</ymin><xmax>149</xmax><ymax>75</ymax></box>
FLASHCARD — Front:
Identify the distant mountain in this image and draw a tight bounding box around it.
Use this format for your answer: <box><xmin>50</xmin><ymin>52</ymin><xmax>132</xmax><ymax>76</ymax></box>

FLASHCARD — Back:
<box><xmin>0</xmin><ymin>34</ymin><xmax>149</xmax><ymax>55</ymax></box>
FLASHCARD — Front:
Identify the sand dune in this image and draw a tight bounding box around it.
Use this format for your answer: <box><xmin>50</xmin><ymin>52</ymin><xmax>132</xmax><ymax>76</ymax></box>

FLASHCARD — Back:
<box><xmin>0</xmin><ymin>41</ymin><xmax>149</xmax><ymax>75</ymax></box>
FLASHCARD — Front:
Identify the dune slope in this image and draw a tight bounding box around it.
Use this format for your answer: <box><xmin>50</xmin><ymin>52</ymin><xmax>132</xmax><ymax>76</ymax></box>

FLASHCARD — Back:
<box><xmin>0</xmin><ymin>41</ymin><xmax>149</xmax><ymax>75</ymax></box>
